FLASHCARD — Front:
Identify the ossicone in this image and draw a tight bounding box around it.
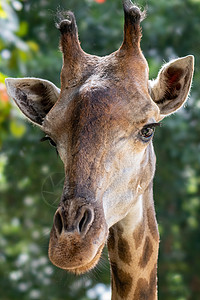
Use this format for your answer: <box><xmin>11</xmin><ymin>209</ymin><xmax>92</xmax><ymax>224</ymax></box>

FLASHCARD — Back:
<box><xmin>55</xmin><ymin>10</ymin><xmax>84</xmax><ymax>62</ymax></box>
<box><xmin>121</xmin><ymin>0</ymin><xmax>146</xmax><ymax>51</ymax></box>
<box><xmin>56</xmin><ymin>11</ymin><xmax>77</xmax><ymax>35</ymax></box>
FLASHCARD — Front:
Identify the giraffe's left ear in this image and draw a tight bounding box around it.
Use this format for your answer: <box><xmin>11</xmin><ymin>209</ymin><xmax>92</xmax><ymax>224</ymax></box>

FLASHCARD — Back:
<box><xmin>149</xmin><ymin>55</ymin><xmax>194</xmax><ymax>118</ymax></box>
<box><xmin>5</xmin><ymin>77</ymin><xmax>60</xmax><ymax>126</ymax></box>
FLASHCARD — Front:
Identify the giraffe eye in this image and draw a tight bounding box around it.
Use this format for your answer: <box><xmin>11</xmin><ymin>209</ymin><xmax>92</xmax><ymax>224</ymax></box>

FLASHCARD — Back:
<box><xmin>48</xmin><ymin>138</ymin><xmax>57</xmax><ymax>148</ymax></box>
<box><xmin>139</xmin><ymin>123</ymin><xmax>161</xmax><ymax>142</ymax></box>
<box><xmin>40</xmin><ymin>135</ymin><xmax>57</xmax><ymax>152</ymax></box>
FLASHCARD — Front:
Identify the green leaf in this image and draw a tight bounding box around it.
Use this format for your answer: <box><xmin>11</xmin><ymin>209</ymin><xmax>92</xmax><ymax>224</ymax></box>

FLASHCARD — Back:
<box><xmin>0</xmin><ymin>3</ymin><xmax>7</xmax><ymax>19</ymax></box>
<box><xmin>10</xmin><ymin>120</ymin><xmax>26</xmax><ymax>138</ymax></box>
<box><xmin>17</xmin><ymin>21</ymin><xmax>28</xmax><ymax>37</ymax></box>
<box><xmin>0</xmin><ymin>72</ymin><xmax>7</xmax><ymax>83</ymax></box>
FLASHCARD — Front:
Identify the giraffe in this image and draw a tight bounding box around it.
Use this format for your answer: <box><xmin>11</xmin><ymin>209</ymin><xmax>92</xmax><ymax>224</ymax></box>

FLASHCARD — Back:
<box><xmin>5</xmin><ymin>1</ymin><xmax>194</xmax><ymax>299</ymax></box>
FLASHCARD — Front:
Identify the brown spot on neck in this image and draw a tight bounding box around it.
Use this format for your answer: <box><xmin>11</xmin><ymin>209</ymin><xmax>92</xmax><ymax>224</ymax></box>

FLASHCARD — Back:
<box><xmin>147</xmin><ymin>206</ymin><xmax>159</xmax><ymax>242</ymax></box>
<box><xmin>134</xmin><ymin>264</ymin><xmax>157</xmax><ymax>300</ymax></box>
<box><xmin>118</xmin><ymin>231</ymin><xmax>132</xmax><ymax>265</ymax></box>
<box><xmin>139</xmin><ymin>236</ymin><xmax>153</xmax><ymax>268</ymax></box>
<box><xmin>107</xmin><ymin>227</ymin><xmax>115</xmax><ymax>251</ymax></box>
<box><xmin>111</xmin><ymin>262</ymin><xmax>132</xmax><ymax>298</ymax></box>
<box><xmin>134</xmin><ymin>278</ymin><xmax>149</xmax><ymax>300</ymax></box>
<box><xmin>150</xmin><ymin>263</ymin><xmax>157</xmax><ymax>294</ymax></box>
<box><xmin>134</xmin><ymin>277</ymin><xmax>156</xmax><ymax>300</ymax></box>
<box><xmin>133</xmin><ymin>220</ymin><xmax>145</xmax><ymax>249</ymax></box>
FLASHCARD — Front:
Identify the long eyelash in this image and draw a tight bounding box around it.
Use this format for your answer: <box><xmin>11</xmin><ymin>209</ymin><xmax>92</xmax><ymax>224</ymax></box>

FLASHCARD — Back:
<box><xmin>40</xmin><ymin>135</ymin><xmax>50</xmax><ymax>143</ymax></box>
<box><xmin>143</xmin><ymin>122</ymin><xmax>162</xmax><ymax>129</ymax></box>
<box><xmin>40</xmin><ymin>135</ymin><xmax>58</xmax><ymax>155</ymax></box>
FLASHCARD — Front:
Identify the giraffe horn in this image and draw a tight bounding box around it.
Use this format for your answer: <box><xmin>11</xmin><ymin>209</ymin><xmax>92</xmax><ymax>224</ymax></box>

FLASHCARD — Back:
<box><xmin>121</xmin><ymin>0</ymin><xmax>146</xmax><ymax>51</ymax></box>
<box><xmin>56</xmin><ymin>11</ymin><xmax>88</xmax><ymax>88</ymax></box>
<box><xmin>56</xmin><ymin>11</ymin><xmax>84</xmax><ymax>63</ymax></box>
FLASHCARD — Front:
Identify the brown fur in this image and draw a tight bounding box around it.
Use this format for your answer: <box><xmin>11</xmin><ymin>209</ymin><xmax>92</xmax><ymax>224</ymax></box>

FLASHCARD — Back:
<box><xmin>44</xmin><ymin>2</ymin><xmax>160</xmax><ymax>295</ymax></box>
<box><xmin>147</xmin><ymin>206</ymin><xmax>160</xmax><ymax>242</ymax></box>
<box><xmin>118</xmin><ymin>233</ymin><xmax>132</xmax><ymax>265</ymax></box>
<box><xmin>139</xmin><ymin>236</ymin><xmax>153</xmax><ymax>268</ymax></box>
<box><xmin>133</xmin><ymin>221</ymin><xmax>145</xmax><ymax>249</ymax></box>
<box><xmin>111</xmin><ymin>262</ymin><xmax>133</xmax><ymax>298</ymax></box>
<box><xmin>107</xmin><ymin>227</ymin><xmax>116</xmax><ymax>251</ymax></box>
<box><xmin>134</xmin><ymin>264</ymin><xmax>157</xmax><ymax>300</ymax></box>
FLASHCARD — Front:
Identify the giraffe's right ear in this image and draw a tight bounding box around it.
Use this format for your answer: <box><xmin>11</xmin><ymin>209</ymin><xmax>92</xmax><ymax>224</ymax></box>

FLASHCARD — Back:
<box><xmin>5</xmin><ymin>78</ymin><xmax>60</xmax><ymax>126</ymax></box>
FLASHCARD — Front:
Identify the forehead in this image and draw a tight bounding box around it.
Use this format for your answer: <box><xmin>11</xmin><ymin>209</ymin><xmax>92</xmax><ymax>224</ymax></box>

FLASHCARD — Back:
<box><xmin>45</xmin><ymin>76</ymin><xmax>159</xmax><ymax>138</ymax></box>
<box><xmin>44</xmin><ymin>53</ymin><xmax>159</xmax><ymax>134</ymax></box>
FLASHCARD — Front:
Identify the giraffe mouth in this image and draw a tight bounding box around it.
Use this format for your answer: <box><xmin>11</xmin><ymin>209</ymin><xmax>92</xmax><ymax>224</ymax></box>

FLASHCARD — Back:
<box><xmin>48</xmin><ymin>222</ymin><xmax>108</xmax><ymax>274</ymax></box>
<box><xmin>48</xmin><ymin>200</ymin><xmax>108</xmax><ymax>274</ymax></box>
<box><xmin>62</xmin><ymin>242</ymin><xmax>105</xmax><ymax>275</ymax></box>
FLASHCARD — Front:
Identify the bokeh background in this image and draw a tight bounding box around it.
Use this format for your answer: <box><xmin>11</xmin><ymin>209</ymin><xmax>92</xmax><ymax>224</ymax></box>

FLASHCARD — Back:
<box><xmin>0</xmin><ymin>0</ymin><xmax>200</xmax><ymax>299</ymax></box>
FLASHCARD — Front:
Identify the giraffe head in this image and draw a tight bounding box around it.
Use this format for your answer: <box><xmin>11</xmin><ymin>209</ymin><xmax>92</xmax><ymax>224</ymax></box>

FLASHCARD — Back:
<box><xmin>5</xmin><ymin>0</ymin><xmax>194</xmax><ymax>274</ymax></box>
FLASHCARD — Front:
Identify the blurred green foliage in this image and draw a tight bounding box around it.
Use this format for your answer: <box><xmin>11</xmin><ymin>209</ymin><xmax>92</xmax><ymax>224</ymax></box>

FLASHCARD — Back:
<box><xmin>0</xmin><ymin>0</ymin><xmax>200</xmax><ymax>299</ymax></box>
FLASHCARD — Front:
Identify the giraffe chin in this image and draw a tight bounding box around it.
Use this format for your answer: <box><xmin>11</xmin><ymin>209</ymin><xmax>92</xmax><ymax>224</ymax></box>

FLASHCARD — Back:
<box><xmin>64</xmin><ymin>243</ymin><xmax>105</xmax><ymax>275</ymax></box>
<box><xmin>49</xmin><ymin>240</ymin><xmax>105</xmax><ymax>275</ymax></box>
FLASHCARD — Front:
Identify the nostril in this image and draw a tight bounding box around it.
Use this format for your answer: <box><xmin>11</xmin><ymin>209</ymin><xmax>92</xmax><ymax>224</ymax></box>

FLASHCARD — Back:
<box><xmin>78</xmin><ymin>208</ymin><xmax>94</xmax><ymax>235</ymax></box>
<box><xmin>54</xmin><ymin>211</ymin><xmax>63</xmax><ymax>235</ymax></box>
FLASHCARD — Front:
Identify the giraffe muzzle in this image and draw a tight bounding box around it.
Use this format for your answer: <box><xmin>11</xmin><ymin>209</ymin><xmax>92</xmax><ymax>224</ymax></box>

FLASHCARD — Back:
<box><xmin>48</xmin><ymin>199</ymin><xmax>108</xmax><ymax>273</ymax></box>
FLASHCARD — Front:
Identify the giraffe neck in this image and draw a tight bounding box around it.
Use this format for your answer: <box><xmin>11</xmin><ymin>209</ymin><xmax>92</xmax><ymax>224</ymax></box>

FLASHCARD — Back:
<box><xmin>107</xmin><ymin>182</ymin><xmax>159</xmax><ymax>300</ymax></box>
